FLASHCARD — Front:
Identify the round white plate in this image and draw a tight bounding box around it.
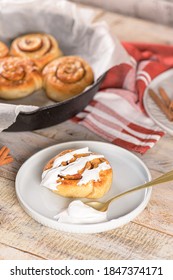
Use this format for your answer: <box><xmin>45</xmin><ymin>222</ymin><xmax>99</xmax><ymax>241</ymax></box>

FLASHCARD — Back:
<box><xmin>144</xmin><ymin>69</ymin><xmax>173</xmax><ymax>135</ymax></box>
<box><xmin>15</xmin><ymin>141</ymin><xmax>152</xmax><ymax>234</ymax></box>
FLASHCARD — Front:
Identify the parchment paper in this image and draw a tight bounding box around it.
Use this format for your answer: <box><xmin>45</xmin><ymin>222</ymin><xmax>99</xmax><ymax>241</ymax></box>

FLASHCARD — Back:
<box><xmin>0</xmin><ymin>0</ymin><xmax>131</xmax><ymax>132</ymax></box>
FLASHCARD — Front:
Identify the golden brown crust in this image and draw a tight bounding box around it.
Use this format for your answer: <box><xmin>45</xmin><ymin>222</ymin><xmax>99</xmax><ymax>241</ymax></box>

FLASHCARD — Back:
<box><xmin>43</xmin><ymin>149</ymin><xmax>113</xmax><ymax>199</ymax></box>
<box><xmin>0</xmin><ymin>41</ymin><xmax>9</xmax><ymax>58</ymax></box>
<box><xmin>10</xmin><ymin>33</ymin><xmax>62</xmax><ymax>70</ymax></box>
<box><xmin>0</xmin><ymin>57</ymin><xmax>43</xmax><ymax>99</ymax></box>
<box><xmin>42</xmin><ymin>56</ymin><xmax>94</xmax><ymax>101</ymax></box>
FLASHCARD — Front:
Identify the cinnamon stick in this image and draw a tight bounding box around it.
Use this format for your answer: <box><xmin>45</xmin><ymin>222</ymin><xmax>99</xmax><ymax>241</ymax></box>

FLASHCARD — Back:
<box><xmin>148</xmin><ymin>89</ymin><xmax>173</xmax><ymax>121</ymax></box>
<box><xmin>0</xmin><ymin>146</ymin><xmax>14</xmax><ymax>166</ymax></box>
<box><xmin>0</xmin><ymin>146</ymin><xmax>10</xmax><ymax>159</ymax></box>
<box><xmin>158</xmin><ymin>87</ymin><xmax>171</xmax><ymax>107</ymax></box>
<box><xmin>169</xmin><ymin>100</ymin><xmax>173</xmax><ymax>112</ymax></box>
<box><xmin>0</xmin><ymin>156</ymin><xmax>14</xmax><ymax>166</ymax></box>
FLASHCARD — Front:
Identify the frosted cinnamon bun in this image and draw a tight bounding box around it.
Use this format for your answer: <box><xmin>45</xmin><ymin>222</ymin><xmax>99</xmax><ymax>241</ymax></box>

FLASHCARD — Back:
<box><xmin>10</xmin><ymin>33</ymin><xmax>62</xmax><ymax>70</ymax></box>
<box><xmin>42</xmin><ymin>56</ymin><xmax>94</xmax><ymax>101</ymax></box>
<box><xmin>0</xmin><ymin>57</ymin><xmax>42</xmax><ymax>99</ymax></box>
<box><xmin>41</xmin><ymin>147</ymin><xmax>112</xmax><ymax>199</ymax></box>
<box><xmin>0</xmin><ymin>41</ymin><xmax>9</xmax><ymax>58</ymax></box>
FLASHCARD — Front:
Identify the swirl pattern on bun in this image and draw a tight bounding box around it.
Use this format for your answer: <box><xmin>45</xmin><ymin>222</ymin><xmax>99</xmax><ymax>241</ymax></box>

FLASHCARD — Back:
<box><xmin>42</xmin><ymin>56</ymin><xmax>94</xmax><ymax>101</ymax></box>
<box><xmin>10</xmin><ymin>33</ymin><xmax>62</xmax><ymax>69</ymax></box>
<box><xmin>0</xmin><ymin>41</ymin><xmax>9</xmax><ymax>58</ymax></box>
<box><xmin>41</xmin><ymin>147</ymin><xmax>112</xmax><ymax>199</ymax></box>
<box><xmin>0</xmin><ymin>57</ymin><xmax>42</xmax><ymax>99</ymax></box>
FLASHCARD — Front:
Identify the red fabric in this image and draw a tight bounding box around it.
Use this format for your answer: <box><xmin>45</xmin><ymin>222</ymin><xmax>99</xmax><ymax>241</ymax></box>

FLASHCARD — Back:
<box><xmin>73</xmin><ymin>42</ymin><xmax>172</xmax><ymax>154</ymax></box>
<box><xmin>101</xmin><ymin>42</ymin><xmax>173</xmax><ymax>109</ymax></box>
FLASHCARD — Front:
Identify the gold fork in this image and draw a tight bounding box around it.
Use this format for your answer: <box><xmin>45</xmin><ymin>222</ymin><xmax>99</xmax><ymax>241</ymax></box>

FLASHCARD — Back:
<box><xmin>84</xmin><ymin>169</ymin><xmax>173</xmax><ymax>212</ymax></box>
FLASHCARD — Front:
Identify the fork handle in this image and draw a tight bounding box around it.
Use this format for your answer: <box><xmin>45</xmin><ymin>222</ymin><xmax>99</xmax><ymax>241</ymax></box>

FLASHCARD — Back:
<box><xmin>105</xmin><ymin>169</ymin><xmax>173</xmax><ymax>208</ymax></box>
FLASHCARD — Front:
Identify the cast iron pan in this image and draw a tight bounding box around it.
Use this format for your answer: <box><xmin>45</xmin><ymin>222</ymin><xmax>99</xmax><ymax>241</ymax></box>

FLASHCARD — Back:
<box><xmin>6</xmin><ymin>73</ymin><xmax>106</xmax><ymax>132</ymax></box>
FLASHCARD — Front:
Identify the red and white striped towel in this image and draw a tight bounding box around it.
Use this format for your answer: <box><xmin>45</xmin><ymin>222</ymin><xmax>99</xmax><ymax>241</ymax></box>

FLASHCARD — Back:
<box><xmin>73</xmin><ymin>42</ymin><xmax>173</xmax><ymax>154</ymax></box>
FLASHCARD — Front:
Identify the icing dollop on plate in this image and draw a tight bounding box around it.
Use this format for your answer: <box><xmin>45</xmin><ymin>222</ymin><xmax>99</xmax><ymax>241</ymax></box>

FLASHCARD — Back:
<box><xmin>54</xmin><ymin>200</ymin><xmax>107</xmax><ymax>224</ymax></box>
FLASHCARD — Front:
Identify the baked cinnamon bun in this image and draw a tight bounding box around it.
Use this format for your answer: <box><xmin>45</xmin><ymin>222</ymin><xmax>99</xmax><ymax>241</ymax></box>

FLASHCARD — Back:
<box><xmin>10</xmin><ymin>33</ymin><xmax>62</xmax><ymax>69</ymax></box>
<box><xmin>42</xmin><ymin>56</ymin><xmax>94</xmax><ymax>101</ymax></box>
<box><xmin>41</xmin><ymin>147</ymin><xmax>112</xmax><ymax>199</ymax></box>
<box><xmin>0</xmin><ymin>41</ymin><xmax>9</xmax><ymax>58</ymax></box>
<box><xmin>0</xmin><ymin>57</ymin><xmax>42</xmax><ymax>99</ymax></box>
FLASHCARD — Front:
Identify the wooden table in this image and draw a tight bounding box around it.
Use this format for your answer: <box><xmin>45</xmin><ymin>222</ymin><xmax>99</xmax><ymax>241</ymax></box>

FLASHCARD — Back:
<box><xmin>0</xmin><ymin>4</ymin><xmax>173</xmax><ymax>260</ymax></box>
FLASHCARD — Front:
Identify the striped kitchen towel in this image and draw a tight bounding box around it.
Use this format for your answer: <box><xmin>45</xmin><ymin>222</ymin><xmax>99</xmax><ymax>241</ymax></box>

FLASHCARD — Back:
<box><xmin>73</xmin><ymin>42</ymin><xmax>173</xmax><ymax>154</ymax></box>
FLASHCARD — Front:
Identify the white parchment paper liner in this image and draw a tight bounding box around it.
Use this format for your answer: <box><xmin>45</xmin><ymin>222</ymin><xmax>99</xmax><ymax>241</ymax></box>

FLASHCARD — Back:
<box><xmin>0</xmin><ymin>0</ymin><xmax>131</xmax><ymax>132</ymax></box>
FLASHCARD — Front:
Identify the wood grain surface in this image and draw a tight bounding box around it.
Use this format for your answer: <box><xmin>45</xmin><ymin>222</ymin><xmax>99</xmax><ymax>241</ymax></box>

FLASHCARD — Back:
<box><xmin>0</xmin><ymin>3</ymin><xmax>173</xmax><ymax>260</ymax></box>
<box><xmin>1</xmin><ymin>175</ymin><xmax>173</xmax><ymax>260</ymax></box>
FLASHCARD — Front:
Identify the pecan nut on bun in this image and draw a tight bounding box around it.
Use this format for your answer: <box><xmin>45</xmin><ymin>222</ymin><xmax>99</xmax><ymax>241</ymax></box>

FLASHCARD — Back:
<box><xmin>0</xmin><ymin>41</ymin><xmax>9</xmax><ymax>58</ymax></box>
<box><xmin>41</xmin><ymin>147</ymin><xmax>113</xmax><ymax>199</ymax></box>
<box><xmin>10</xmin><ymin>33</ymin><xmax>62</xmax><ymax>70</ymax></box>
<box><xmin>0</xmin><ymin>57</ymin><xmax>42</xmax><ymax>99</ymax></box>
<box><xmin>42</xmin><ymin>56</ymin><xmax>94</xmax><ymax>101</ymax></box>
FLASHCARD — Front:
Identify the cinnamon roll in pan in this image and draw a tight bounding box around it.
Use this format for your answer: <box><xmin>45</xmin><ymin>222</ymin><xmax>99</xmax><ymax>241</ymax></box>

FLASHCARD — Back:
<box><xmin>42</xmin><ymin>56</ymin><xmax>94</xmax><ymax>101</ymax></box>
<box><xmin>10</xmin><ymin>33</ymin><xmax>62</xmax><ymax>70</ymax></box>
<box><xmin>0</xmin><ymin>41</ymin><xmax>9</xmax><ymax>58</ymax></box>
<box><xmin>0</xmin><ymin>57</ymin><xmax>42</xmax><ymax>99</ymax></box>
<box><xmin>41</xmin><ymin>147</ymin><xmax>113</xmax><ymax>199</ymax></box>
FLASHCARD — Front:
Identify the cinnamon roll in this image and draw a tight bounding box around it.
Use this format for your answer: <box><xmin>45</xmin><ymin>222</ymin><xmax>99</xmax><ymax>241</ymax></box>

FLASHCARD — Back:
<box><xmin>41</xmin><ymin>147</ymin><xmax>112</xmax><ymax>199</ymax></box>
<box><xmin>0</xmin><ymin>41</ymin><xmax>9</xmax><ymax>58</ymax></box>
<box><xmin>0</xmin><ymin>57</ymin><xmax>42</xmax><ymax>99</ymax></box>
<box><xmin>42</xmin><ymin>56</ymin><xmax>94</xmax><ymax>101</ymax></box>
<box><xmin>10</xmin><ymin>33</ymin><xmax>62</xmax><ymax>69</ymax></box>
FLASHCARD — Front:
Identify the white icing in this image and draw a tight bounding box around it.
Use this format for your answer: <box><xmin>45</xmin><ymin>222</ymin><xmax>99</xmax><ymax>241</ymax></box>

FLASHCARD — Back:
<box><xmin>54</xmin><ymin>200</ymin><xmax>107</xmax><ymax>224</ymax></box>
<box><xmin>41</xmin><ymin>147</ymin><xmax>111</xmax><ymax>190</ymax></box>
<box><xmin>41</xmin><ymin>168</ymin><xmax>63</xmax><ymax>190</ymax></box>
<box><xmin>53</xmin><ymin>147</ymin><xmax>90</xmax><ymax>168</ymax></box>
<box><xmin>78</xmin><ymin>162</ymin><xmax>111</xmax><ymax>186</ymax></box>
<box><xmin>59</xmin><ymin>154</ymin><xmax>104</xmax><ymax>176</ymax></box>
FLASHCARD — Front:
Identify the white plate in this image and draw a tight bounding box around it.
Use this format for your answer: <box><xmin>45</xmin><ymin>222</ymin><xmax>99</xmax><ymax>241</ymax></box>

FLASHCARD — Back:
<box><xmin>15</xmin><ymin>141</ymin><xmax>152</xmax><ymax>234</ymax></box>
<box><xmin>144</xmin><ymin>69</ymin><xmax>173</xmax><ymax>135</ymax></box>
